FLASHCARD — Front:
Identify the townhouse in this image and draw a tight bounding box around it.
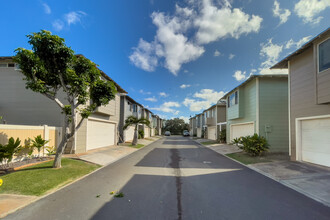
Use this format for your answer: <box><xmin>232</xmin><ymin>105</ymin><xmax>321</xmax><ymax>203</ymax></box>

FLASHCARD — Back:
<box><xmin>0</xmin><ymin>56</ymin><xmax>162</xmax><ymax>153</ymax></box>
<box><xmin>222</xmin><ymin>74</ymin><xmax>289</xmax><ymax>152</ymax></box>
<box><xmin>203</xmin><ymin>101</ymin><xmax>226</xmax><ymax>140</ymax></box>
<box><xmin>271</xmin><ymin>27</ymin><xmax>330</xmax><ymax>167</ymax></box>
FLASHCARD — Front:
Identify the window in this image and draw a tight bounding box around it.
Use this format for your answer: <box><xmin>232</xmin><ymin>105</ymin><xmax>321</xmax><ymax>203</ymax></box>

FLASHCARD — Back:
<box><xmin>319</xmin><ymin>38</ymin><xmax>330</xmax><ymax>73</ymax></box>
<box><xmin>8</xmin><ymin>63</ymin><xmax>15</xmax><ymax>67</ymax></box>
<box><xmin>228</xmin><ymin>91</ymin><xmax>238</xmax><ymax>108</ymax></box>
<box><xmin>0</xmin><ymin>63</ymin><xmax>7</xmax><ymax>68</ymax></box>
<box><xmin>133</xmin><ymin>104</ymin><xmax>137</xmax><ymax>113</ymax></box>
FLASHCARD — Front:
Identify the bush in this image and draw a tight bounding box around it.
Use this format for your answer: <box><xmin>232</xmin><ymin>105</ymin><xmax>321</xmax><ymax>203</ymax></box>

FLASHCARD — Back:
<box><xmin>138</xmin><ymin>129</ymin><xmax>144</xmax><ymax>139</ymax></box>
<box><xmin>155</xmin><ymin>129</ymin><xmax>159</xmax><ymax>136</ymax></box>
<box><xmin>31</xmin><ymin>135</ymin><xmax>49</xmax><ymax>157</ymax></box>
<box><xmin>218</xmin><ymin>129</ymin><xmax>226</xmax><ymax>143</ymax></box>
<box><xmin>235</xmin><ymin>134</ymin><xmax>269</xmax><ymax>157</ymax></box>
<box><xmin>0</xmin><ymin>137</ymin><xmax>22</xmax><ymax>169</ymax></box>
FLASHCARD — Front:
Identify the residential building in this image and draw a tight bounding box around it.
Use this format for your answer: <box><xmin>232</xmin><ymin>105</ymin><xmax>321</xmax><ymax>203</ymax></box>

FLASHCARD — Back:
<box><xmin>119</xmin><ymin>95</ymin><xmax>143</xmax><ymax>143</ymax></box>
<box><xmin>271</xmin><ymin>27</ymin><xmax>330</xmax><ymax>167</ymax></box>
<box><xmin>203</xmin><ymin>101</ymin><xmax>226</xmax><ymax>140</ymax></box>
<box><xmin>0</xmin><ymin>56</ymin><xmax>127</xmax><ymax>153</ymax></box>
<box><xmin>222</xmin><ymin>74</ymin><xmax>289</xmax><ymax>152</ymax></box>
<box><xmin>189</xmin><ymin>116</ymin><xmax>197</xmax><ymax>136</ymax></box>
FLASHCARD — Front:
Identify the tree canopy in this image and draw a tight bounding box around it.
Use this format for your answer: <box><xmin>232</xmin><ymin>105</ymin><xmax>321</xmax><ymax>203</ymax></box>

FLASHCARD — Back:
<box><xmin>14</xmin><ymin>30</ymin><xmax>117</xmax><ymax>168</ymax></box>
<box><xmin>163</xmin><ymin>118</ymin><xmax>189</xmax><ymax>135</ymax></box>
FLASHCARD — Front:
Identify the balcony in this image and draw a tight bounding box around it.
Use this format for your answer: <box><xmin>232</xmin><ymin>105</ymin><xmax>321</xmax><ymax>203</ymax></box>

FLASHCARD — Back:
<box><xmin>206</xmin><ymin>117</ymin><xmax>216</xmax><ymax>126</ymax></box>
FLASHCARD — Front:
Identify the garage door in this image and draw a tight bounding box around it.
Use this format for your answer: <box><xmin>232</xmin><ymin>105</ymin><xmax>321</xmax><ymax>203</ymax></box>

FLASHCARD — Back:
<box><xmin>301</xmin><ymin>118</ymin><xmax>330</xmax><ymax>167</ymax></box>
<box><xmin>208</xmin><ymin>126</ymin><xmax>216</xmax><ymax>140</ymax></box>
<box><xmin>231</xmin><ymin>123</ymin><xmax>254</xmax><ymax>141</ymax></box>
<box><xmin>87</xmin><ymin>119</ymin><xmax>115</xmax><ymax>150</ymax></box>
<box><xmin>124</xmin><ymin>126</ymin><xmax>135</xmax><ymax>142</ymax></box>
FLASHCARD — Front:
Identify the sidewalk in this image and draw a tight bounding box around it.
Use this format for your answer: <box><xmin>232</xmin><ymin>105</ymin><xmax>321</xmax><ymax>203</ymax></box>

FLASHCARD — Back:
<box><xmin>0</xmin><ymin>136</ymin><xmax>162</xmax><ymax>218</ymax></box>
<box><xmin>193</xmin><ymin>138</ymin><xmax>330</xmax><ymax>207</ymax></box>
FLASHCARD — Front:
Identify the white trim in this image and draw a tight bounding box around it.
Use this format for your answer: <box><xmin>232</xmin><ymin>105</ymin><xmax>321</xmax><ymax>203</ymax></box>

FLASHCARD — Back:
<box><xmin>217</xmin><ymin>122</ymin><xmax>227</xmax><ymax>125</ymax></box>
<box><xmin>295</xmin><ymin>114</ymin><xmax>330</xmax><ymax>161</ymax></box>
<box><xmin>288</xmin><ymin>61</ymin><xmax>291</xmax><ymax>156</ymax></box>
<box><xmin>256</xmin><ymin>77</ymin><xmax>259</xmax><ymax>134</ymax></box>
<box><xmin>317</xmin><ymin>36</ymin><xmax>330</xmax><ymax>74</ymax></box>
<box><xmin>88</xmin><ymin>117</ymin><xmax>117</xmax><ymax>124</ymax></box>
<box><xmin>230</xmin><ymin>121</ymin><xmax>255</xmax><ymax>141</ymax></box>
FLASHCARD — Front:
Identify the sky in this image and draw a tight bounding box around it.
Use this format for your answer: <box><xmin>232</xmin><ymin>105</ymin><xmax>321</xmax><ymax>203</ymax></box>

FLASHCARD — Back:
<box><xmin>0</xmin><ymin>0</ymin><xmax>329</xmax><ymax>123</ymax></box>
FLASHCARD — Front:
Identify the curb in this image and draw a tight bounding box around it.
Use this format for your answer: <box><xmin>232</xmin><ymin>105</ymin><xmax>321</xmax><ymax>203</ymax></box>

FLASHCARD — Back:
<box><xmin>1</xmin><ymin>137</ymin><xmax>164</xmax><ymax>218</ymax></box>
<box><xmin>191</xmin><ymin>139</ymin><xmax>330</xmax><ymax>208</ymax></box>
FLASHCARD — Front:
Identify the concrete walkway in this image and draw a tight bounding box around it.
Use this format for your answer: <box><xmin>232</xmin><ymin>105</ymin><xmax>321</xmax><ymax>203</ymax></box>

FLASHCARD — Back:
<box><xmin>0</xmin><ymin>136</ymin><xmax>162</xmax><ymax>218</ymax></box>
<box><xmin>192</xmin><ymin>138</ymin><xmax>330</xmax><ymax>207</ymax></box>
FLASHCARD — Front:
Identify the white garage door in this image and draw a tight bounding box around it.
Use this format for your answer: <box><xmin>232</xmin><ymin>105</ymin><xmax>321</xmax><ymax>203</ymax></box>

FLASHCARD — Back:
<box><xmin>208</xmin><ymin>126</ymin><xmax>216</xmax><ymax>140</ymax></box>
<box><xmin>87</xmin><ymin>119</ymin><xmax>115</xmax><ymax>150</ymax></box>
<box><xmin>231</xmin><ymin>123</ymin><xmax>254</xmax><ymax>141</ymax></box>
<box><xmin>124</xmin><ymin>126</ymin><xmax>135</xmax><ymax>142</ymax></box>
<box><xmin>301</xmin><ymin>118</ymin><xmax>330</xmax><ymax>167</ymax></box>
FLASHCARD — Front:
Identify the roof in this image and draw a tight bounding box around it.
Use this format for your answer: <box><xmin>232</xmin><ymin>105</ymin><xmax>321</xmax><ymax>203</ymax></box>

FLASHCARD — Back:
<box><xmin>221</xmin><ymin>74</ymin><xmax>288</xmax><ymax>99</ymax></box>
<box><xmin>0</xmin><ymin>55</ymin><xmax>127</xmax><ymax>93</ymax></box>
<box><xmin>271</xmin><ymin>27</ymin><xmax>330</xmax><ymax>69</ymax></box>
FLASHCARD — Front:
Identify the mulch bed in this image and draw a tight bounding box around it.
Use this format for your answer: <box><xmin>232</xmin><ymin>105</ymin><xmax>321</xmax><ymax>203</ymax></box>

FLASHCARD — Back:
<box><xmin>0</xmin><ymin>157</ymin><xmax>53</xmax><ymax>175</ymax></box>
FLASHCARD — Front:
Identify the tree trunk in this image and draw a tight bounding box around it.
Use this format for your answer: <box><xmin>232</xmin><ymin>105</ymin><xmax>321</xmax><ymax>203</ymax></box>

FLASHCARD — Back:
<box><xmin>53</xmin><ymin>138</ymin><xmax>68</xmax><ymax>168</ymax></box>
<box><xmin>53</xmin><ymin>117</ymin><xmax>69</xmax><ymax>168</ymax></box>
<box><xmin>132</xmin><ymin>126</ymin><xmax>138</xmax><ymax>146</ymax></box>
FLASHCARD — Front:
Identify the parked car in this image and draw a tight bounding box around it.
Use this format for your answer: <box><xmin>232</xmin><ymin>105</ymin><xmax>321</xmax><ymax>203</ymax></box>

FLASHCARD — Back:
<box><xmin>183</xmin><ymin>130</ymin><xmax>190</xmax><ymax>136</ymax></box>
<box><xmin>164</xmin><ymin>131</ymin><xmax>171</xmax><ymax>136</ymax></box>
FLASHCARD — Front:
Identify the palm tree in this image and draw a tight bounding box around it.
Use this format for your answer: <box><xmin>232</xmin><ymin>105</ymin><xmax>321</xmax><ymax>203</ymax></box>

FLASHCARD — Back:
<box><xmin>123</xmin><ymin>116</ymin><xmax>150</xmax><ymax>145</ymax></box>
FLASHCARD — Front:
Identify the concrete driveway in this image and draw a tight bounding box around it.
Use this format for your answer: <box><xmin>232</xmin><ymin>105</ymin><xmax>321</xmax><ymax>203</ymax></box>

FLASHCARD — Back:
<box><xmin>4</xmin><ymin>136</ymin><xmax>330</xmax><ymax>220</ymax></box>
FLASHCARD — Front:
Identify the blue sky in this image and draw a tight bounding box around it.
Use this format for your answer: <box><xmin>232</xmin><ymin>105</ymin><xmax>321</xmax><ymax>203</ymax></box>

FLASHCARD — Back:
<box><xmin>1</xmin><ymin>0</ymin><xmax>329</xmax><ymax>122</ymax></box>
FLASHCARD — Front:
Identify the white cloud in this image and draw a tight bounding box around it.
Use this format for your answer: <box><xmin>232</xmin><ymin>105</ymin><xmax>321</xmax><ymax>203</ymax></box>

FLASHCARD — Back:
<box><xmin>139</xmin><ymin>89</ymin><xmax>152</xmax><ymax>95</ymax></box>
<box><xmin>184</xmin><ymin>70</ymin><xmax>189</xmax><ymax>73</ymax></box>
<box><xmin>130</xmin><ymin>0</ymin><xmax>263</xmax><ymax>75</ymax></box>
<box><xmin>232</xmin><ymin>70</ymin><xmax>247</xmax><ymax>81</ymax></box>
<box><xmin>214</xmin><ymin>50</ymin><xmax>221</xmax><ymax>56</ymax></box>
<box><xmin>159</xmin><ymin>92</ymin><xmax>169</xmax><ymax>97</ymax></box>
<box><xmin>285</xmin><ymin>35</ymin><xmax>312</xmax><ymax>49</ymax></box>
<box><xmin>179</xmin><ymin>116</ymin><xmax>189</xmax><ymax>123</ymax></box>
<box><xmin>52</xmin><ymin>20</ymin><xmax>64</xmax><ymax>31</ymax></box>
<box><xmin>129</xmin><ymin>39</ymin><xmax>158</xmax><ymax>72</ymax></box>
<box><xmin>150</xmin><ymin>101</ymin><xmax>181</xmax><ymax>114</ymax></box>
<box><xmin>229</xmin><ymin>53</ymin><xmax>235</xmax><ymax>59</ymax></box>
<box><xmin>260</xmin><ymin>38</ymin><xmax>283</xmax><ymax>69</ymax></box>
<box><xmin>273</xmin><ymin>0</ymin><xmax>291</xmax><ymax>25</ymax></box>
<box><xmin>64</xmin><ymin>11</ymin><xmax>87</xmax><ymax>26</ymax></box>
<box><xmin>183</xmin><ymin>89</ymin><xmax>225</xmax><ymax>112</ymax></box>
<box><xmin>145</xmin><ymin>97</ymin><xmax>157</xmax><ymax>102</ymax></box>
<box><xmin>194</xmin><ymin>0</ymin><xmax>263</xmax><ymax>44</ymax></box>
<box><xmin>294</xmin><ymin>0</ymin><xmax>330</xmax><ymax>24</ymax></box>
<box><xmin>180</xmin><ymin>84</ymin><xmax>191</xmax><ymax>89</ymax></box>
<box><xmin>42</xmin><ymin>3</ymin><xmax>51</xmax><ymax>14</ymax></box>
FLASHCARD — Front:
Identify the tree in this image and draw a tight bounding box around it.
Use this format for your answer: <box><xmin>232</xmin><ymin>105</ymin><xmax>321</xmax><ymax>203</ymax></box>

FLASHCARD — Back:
<box><xmin>123</xmin><ymin>116</ymin><xmax>150</xmax><ymax>145</ymax></box>
<box><xmin>14</xmin><ymin>30</ymin><xmax>117</xmax><ymax>168</ymax></box>
<box><xmin>163</xmin><ymin>118</ymin><xmax>189</xmax><ymax>135</ymax></box>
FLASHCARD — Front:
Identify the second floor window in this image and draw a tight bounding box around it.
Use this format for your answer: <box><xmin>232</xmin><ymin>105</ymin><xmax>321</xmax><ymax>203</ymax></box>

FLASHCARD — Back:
<box><xmin>133</xmin><ymin>104</ymin><xmax>137</xmax><ymax>113</ymax></box>
<box><xmin>228</xmin><ymin>91</ymin><xmax>238</xmax><ymax>108</ymax></box>
<box><xmin>319</xmin><ymin>38</ymin><xmax>330</xmax><ymax>73</ymax></box>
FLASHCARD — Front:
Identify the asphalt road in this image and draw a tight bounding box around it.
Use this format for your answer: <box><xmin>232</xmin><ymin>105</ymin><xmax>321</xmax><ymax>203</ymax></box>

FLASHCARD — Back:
<box><xmin>5</xmin><ymin>136</ymin><xmax>330</xmax><ymax>220</ymax></box>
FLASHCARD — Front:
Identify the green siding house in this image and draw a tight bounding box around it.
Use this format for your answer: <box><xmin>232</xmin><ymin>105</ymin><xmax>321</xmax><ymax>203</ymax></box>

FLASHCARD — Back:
<box><xmin>222</xmin><ymin>75</ymin><xmax>289</xmax><ymax>152</ymax></box>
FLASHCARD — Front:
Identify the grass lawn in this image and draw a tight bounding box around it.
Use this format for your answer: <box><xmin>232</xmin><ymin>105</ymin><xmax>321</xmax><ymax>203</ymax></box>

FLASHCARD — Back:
<box><xmin>129</xmin><ymin>144</ymin><xmax>145</xmax><ymax>149</ymax></box>
<box><xmin>227</xmin><ymin>152</ymin><xmax>272</xmax><ymax>165</ymax></box>
<box><xmin>0</xmin><ymin>158</ymin><xmax>100</xmax><ymax>196</ymax></box>
<box><xmin>201</xmin><ymin>141</ymin><xmax>218</xmax><ymax>145</ymax></box>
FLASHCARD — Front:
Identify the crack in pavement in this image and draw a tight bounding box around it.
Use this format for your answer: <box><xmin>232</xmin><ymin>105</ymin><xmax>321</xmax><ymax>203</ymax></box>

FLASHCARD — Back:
<box><xmin>169</xmin><ymin>149</ymin><xmax>182</xmax><ymax>220</ymax></box>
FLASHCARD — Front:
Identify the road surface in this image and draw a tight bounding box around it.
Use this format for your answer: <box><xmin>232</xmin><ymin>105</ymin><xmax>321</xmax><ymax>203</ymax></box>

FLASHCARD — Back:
<box><xmin>5</xmin><ymin>136</ymin><xmax>330</xmax><ymax>220</ymax></box>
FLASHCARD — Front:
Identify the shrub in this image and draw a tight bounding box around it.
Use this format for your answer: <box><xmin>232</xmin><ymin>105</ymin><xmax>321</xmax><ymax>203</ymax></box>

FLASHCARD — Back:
<box><xmin>31</xmin><ymin>135</ymin><xmax>49</xmax><ymax>157</ymax></box>
<box><xmin>0</xmin><ymin>137</ymin><xmax>21</xmax><ymax>169</ymax></box>
<box><xmin>155</xmin><ymin>129</ymin><xmax>159</xmax><ymax>136</ymax></box>
<box><xmin>218</xmin><ymin>129</ymin><xmax>226</xmax><ymax>143</ymax></box>
<box><xmin>238</xmin><ymin>134</ymin><xmax>269</xmax><ymax>157</ymax></box>
<box><xmin>46</xmin><ymin>146</ymin><xmax>56</xmax><ymax>156</ymax></box>
<box><xmin>138</xmin><ymin>129</ymin><xmax>144</xmax><ymax>139</ymax></box>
